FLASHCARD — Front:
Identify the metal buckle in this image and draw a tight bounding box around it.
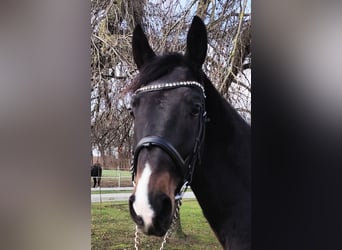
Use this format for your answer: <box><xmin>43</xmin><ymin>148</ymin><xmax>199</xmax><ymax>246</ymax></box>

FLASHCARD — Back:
<box><xmin>175</xmin><ymin>181</ymin><xmax>189</xmax><ymax>201</ymax></box>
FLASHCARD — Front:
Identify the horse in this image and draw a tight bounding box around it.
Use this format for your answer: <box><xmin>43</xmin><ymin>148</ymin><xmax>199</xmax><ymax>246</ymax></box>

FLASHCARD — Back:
<box><xmin>91</xmin><ymin>163</ymin><xmax>102</xmax><ymax>188</ymax></box>
<box><xmin>128</xmin><ymin>16</ymin><xmax>250</xmax><ymax>250</ymax></box>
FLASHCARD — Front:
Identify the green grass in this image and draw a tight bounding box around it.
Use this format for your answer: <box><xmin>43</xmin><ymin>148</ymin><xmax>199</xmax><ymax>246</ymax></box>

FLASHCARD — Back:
<box><xmin>91</xmin><ymin>200</ymin><xmax>220</xmax><ymax>250</ymax></box>
<box><xmin>91</xmin><ymin>190</ymin><xmax>132</xmax><ymax>195</ymax></box>
<box><xmin>102</xmin><ymin>169</ymin><xmax>131</xmax><ymax>177</ymax></box>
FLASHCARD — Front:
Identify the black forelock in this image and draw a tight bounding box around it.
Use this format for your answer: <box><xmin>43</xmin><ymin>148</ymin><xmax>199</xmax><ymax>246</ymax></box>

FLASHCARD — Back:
<box><xmin>128</xmin><ymin>53</ymin><xmax>203</xmax><ymax>93</ymax></box>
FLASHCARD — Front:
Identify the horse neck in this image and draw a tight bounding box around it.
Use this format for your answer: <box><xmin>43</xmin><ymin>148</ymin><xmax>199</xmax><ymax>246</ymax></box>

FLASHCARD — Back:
<box><xmin>191</xmin><ymin>80</ymin><xmax>251</xmax><ymax>250</ymax></box>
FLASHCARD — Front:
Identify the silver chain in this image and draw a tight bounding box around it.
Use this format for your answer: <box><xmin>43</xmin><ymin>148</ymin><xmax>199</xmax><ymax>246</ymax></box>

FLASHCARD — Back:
<box><xmin>134</xmin><ymin>224</ymin><xmax>140</xmax><ymax>250</ymax></box>
<box><xmin>133</xmin><ymin>199</ymin><xmax>182</xmax><ymax>250</ymax></box>
<box><xmin>134</xmin><ymin>81</ymin><xmax>206</xmax><ymax>98</ymax></box>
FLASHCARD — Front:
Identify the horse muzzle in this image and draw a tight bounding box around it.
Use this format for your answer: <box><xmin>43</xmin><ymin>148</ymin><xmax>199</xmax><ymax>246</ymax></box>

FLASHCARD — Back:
<box><xmin>129</xmin><ymin>192</ymin><xmax>173</xmax><ymax>236</ymax></box>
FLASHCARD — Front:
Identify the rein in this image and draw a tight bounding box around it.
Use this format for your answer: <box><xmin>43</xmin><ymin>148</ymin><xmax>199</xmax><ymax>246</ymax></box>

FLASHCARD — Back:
<box><xmin>130</xmin><ymin>81</ymin><xmax>207</xmax><ymax>249</ymax></box>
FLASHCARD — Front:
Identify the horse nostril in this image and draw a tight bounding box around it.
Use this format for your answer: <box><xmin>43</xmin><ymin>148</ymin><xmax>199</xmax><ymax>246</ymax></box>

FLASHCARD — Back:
<box><xmin>136</xmin><ymin>216</ymin><xmax>144</xmax><ymax>227</ymax></box>
<box><xmin>152</xmin><ymin>193</ymin><xmax>172</xmax><ymax>219</ymax></box>
<box><xmin>161</xmin><ymin>197</ymin><xmax>172</xmax><ymax>218</ymax></box>
<box><xmin>129</xmin><ymin>195</ymin><xmax>145</xmax><ymax>228</ymax></box>
<box><xmin>161</xmin><ymin>195</ymin><xmax>171</xmax><ymax>212</ymax></box>
<box><xmin>129</xmin><ymin>194</ymin><xmax>135</xmax><ymax>203</ymax></box>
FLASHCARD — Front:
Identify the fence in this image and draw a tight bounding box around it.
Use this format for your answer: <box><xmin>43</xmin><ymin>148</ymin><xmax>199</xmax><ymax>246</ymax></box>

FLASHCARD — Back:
<box><xmin>92</xmin><ymin>156</ymin><xmax>131</xmax><ymax>171</ymax></box>
<box><xmin>91</xmin><ymin>169</ymin><xmax>133</xmax><ymax>188</ymax></box>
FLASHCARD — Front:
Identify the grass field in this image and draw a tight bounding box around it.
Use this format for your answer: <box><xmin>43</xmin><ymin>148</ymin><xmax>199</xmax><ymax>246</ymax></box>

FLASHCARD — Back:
<box><xmin>91</xmin><ymin>200</ymin><xmax>220</xmax><ymax>250</ymax></box>
<box><xmin>91</xmin><ymin>190</ymin><xmax>132</xmax><ymax>194</ymax></box>
<box><xmin>101</xmin><ymin>169</ymin><xmax>131</xmax><ymax>177</ymax></box>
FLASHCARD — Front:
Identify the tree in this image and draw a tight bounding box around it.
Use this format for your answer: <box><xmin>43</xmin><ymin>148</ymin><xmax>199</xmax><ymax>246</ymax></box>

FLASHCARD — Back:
<box><xmin>91</xmin><ymin>0</ymin><xmax>251</xmax><ymax>164</ymax></box>
<box><xmin>91</xmin><ymin>0</ymin><xmax>251</xmax><ymax>238</ymax></box>
<box><xmin>91</xmin><ymin>0</ymin><xmax>145</xmax><ymax>167</ymax></box>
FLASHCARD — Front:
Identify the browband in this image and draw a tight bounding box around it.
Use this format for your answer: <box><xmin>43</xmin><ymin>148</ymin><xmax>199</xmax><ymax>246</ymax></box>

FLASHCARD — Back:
<box><xmin>134</xmin><ymin>81</ymin><xmax>206</xmax><ymax>98</ymax></box>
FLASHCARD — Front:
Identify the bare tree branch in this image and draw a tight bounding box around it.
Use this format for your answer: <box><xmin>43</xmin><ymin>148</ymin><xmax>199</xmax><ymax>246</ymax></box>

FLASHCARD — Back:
<box><xmin>91</xmin><ymin>0</ymin><xmax>252</xmax><ymax>165</ymax></box>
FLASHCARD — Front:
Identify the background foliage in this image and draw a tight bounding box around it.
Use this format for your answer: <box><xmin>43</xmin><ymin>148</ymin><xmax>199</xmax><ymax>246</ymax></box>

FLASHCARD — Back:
<box><xmin>91</xmin><ymin>0</ymin><xmax>251</xmax><ymax>168</ymax></box>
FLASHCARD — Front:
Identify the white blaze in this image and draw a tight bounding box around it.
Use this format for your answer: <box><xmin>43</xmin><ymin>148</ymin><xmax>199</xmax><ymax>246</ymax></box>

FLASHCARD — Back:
<box><xmin>133</xmin><ymin>162</ymin><xmax>154</xmax><ymax>229</ymax></box>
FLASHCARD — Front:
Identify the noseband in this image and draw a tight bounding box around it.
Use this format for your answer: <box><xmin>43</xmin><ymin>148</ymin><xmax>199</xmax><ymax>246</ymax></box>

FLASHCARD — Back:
<box><xmin>130</xmin><ymin>81</ymin><xmax>207</xmax><ymax>200</ymax></box>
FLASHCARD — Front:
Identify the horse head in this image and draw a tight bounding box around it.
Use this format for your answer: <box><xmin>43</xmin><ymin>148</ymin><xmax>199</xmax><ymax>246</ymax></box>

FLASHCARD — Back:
<box><xmin>128</xmin><ymin>16</ymin><xmax>208</xmax><ymax>236</ymax></box>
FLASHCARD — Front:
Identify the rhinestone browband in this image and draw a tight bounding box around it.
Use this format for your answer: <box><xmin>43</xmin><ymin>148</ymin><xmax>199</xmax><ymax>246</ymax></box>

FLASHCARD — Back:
<box><xmin>134</xmin><ymin>81</ymin><xmax>206</xmax><ymax>98</ymax></box>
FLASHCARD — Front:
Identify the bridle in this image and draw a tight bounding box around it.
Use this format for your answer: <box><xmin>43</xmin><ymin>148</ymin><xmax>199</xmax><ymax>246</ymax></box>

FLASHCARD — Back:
<box><xmin>130</xmin><ymin>81</ymin><xmax>207</xmax><ymax>250</ymax></box>
<box><xmin>130</xmin><ymin>81</ymin><xmax>207</xmax><ymax>200</ymax></box>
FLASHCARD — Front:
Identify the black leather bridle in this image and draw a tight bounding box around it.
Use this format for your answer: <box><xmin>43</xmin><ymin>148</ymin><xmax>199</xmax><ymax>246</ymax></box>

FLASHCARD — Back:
<box><xmin>130</xmin><ymin>81</ymin><xmax>207</xmax><ymax>200</ymax></box>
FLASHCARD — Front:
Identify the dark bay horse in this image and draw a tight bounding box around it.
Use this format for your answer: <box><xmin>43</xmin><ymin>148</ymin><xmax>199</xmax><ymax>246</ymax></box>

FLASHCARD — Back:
<box><xmin>91</xmin><ymin>163</ymin><xmax>102</xmax><ymax>188</ymax></box>
<box><xmin>128</xmin><ymin>16</ymin><xmax>250</xmax><ymax>250</ymax></box>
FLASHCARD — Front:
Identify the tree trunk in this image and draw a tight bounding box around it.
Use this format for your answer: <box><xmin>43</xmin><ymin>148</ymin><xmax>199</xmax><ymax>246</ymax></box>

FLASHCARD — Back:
<box><xmin>99</xmin><ymin>146</ymin><xmax>107</xmax><ymax>169</ymax></box>
<box><xmin>196</xmin><ymin>0</ymin><xmax>210</xmax><ymax>19</ymax></box>
<box><xmin>219</xmin><ymin>20</ymin><xmax>251</xmax><ymax>97</ymax></box>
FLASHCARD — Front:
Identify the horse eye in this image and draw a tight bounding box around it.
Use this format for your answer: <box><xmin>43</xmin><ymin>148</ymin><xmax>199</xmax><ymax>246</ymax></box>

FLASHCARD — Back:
<box><xmin>191</xmin><ymin>104</ymin><xmax>201</xmax><ymax>116</ymax></box>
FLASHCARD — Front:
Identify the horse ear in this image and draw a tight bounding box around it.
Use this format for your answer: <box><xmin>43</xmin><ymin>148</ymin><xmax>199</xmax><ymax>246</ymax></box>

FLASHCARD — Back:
<box><xmin>185</xmin><ymin>16</ymin><xmax>208</xmax><ymax>67</ymax></box>
<box><xmin>132</xmin><ymin>24</ymin><xmax>156</xmax><ymax>69</ymax></box>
